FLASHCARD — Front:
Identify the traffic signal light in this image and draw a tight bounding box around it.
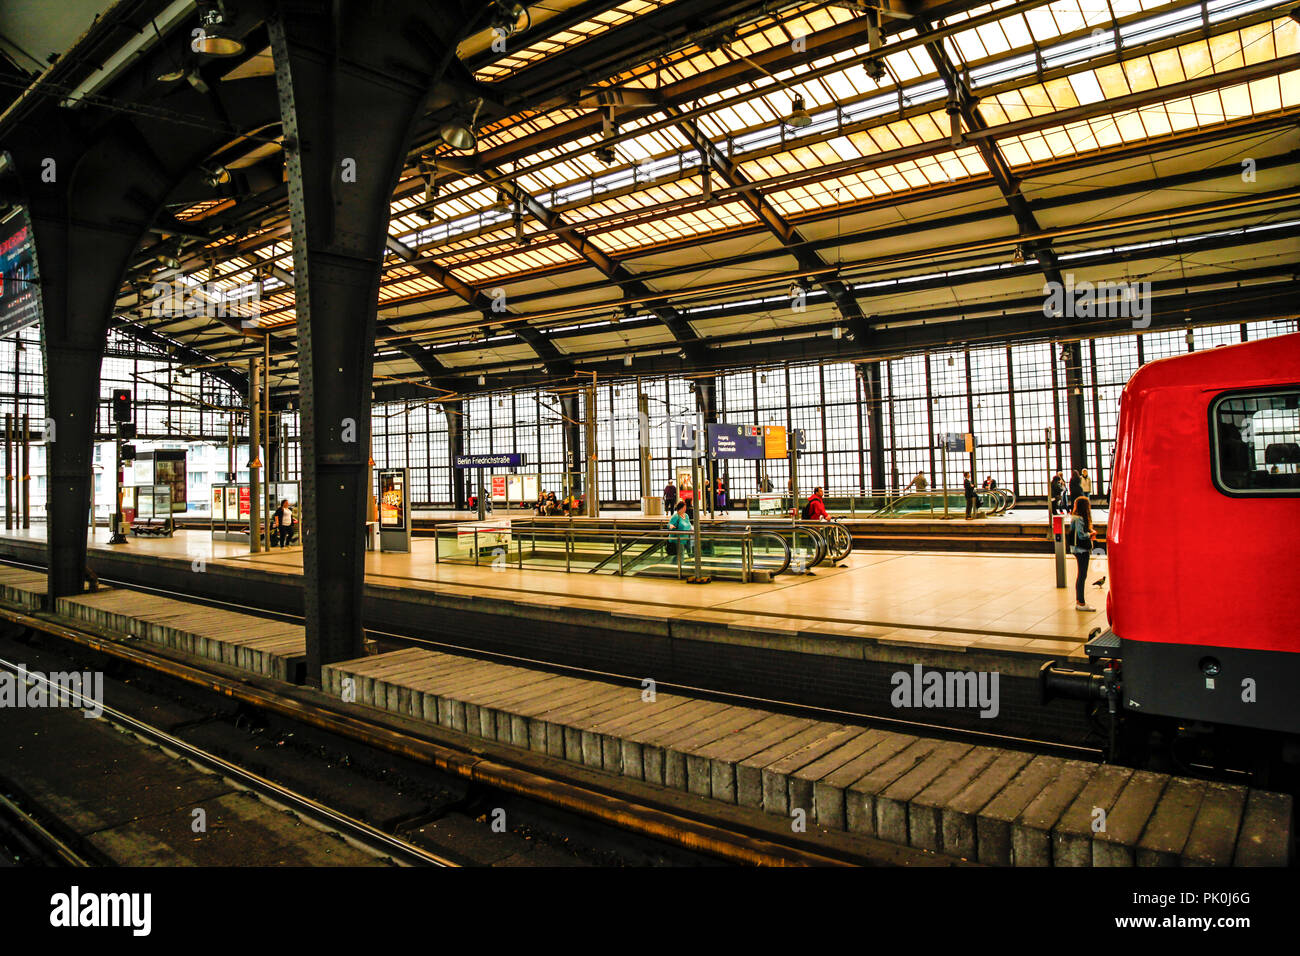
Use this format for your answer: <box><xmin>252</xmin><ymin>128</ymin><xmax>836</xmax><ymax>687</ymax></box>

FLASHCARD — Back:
<box><xmin>117</xmin><ymin>422</ymin><xmax>136</xmax><ymax>440</ymax></box>
<box><xmin>111</xmin><ymin>389</ymin><xmax>132</xmax><ymax>423</ymax></box>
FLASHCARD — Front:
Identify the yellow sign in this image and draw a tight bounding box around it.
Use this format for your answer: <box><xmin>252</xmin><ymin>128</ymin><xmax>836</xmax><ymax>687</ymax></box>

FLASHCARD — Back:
<box><xmin>763</xmin><ymin>425</ymin><xmax>787</xmax><ymax>460</ymax></box>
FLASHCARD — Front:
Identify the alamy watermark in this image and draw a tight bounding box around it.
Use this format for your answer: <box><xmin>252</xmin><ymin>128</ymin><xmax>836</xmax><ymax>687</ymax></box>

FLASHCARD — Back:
<box><xmin>890</xmin><ymin>664</ymin><xmax>999</xmax><ymax>719</ymax></box>
<box><xmin>145</xmin><ymin>277</ymin><xmax>262</xmax><ymax>328</ymax></box>
<box><xmin>0</xmin><ymin>664</ymin><xmax>103</xmax><ymax>718</ymax></box>
<box><xmin>1042</xmin><ymin>274</ymin><xmax>1151</xmax><ymax>328</ymax></box>
<box><xmin>50</xmin><ymin>886</ymin><xmax>150</xmax><ymax>936</ymax></box>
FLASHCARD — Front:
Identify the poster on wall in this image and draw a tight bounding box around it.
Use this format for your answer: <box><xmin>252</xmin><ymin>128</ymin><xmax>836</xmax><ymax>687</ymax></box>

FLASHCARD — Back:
<box><xmin>237</xmin><ymin>485</ymin><xmax>250</xmax><ymax>519</ymax></box>
<box><xmin>378</xmin><ymin>470</ymin><xmax>406</xmax><ymax>530</ymax></box>
<box><xmin>212</xmin><ymin>486</ymin><xmax>225</xmax><ymax>520</ymax></box>
<box><xmin>676</xmin><ymin>469</ymin><xmax>694</xmax><ymax>500</ymax></box>
<box><xmin>225</xmin><ymin>486</ymin><xmax>238</xmax><ymax>516</ymax></box>
<box><xmin>490</xmin><ymin>475</ymin><xmax>507</xmax><ymax>500</ymax></box>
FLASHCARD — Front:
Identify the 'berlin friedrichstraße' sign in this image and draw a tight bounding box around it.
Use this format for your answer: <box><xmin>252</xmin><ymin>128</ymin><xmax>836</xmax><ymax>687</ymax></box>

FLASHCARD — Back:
<box><xmin>454</xmin><ymin>453</ymin><xmax>527</xmax><ymax>468</ymax></box>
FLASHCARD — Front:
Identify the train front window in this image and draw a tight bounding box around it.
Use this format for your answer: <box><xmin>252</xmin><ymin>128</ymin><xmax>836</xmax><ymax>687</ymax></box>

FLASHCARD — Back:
<box><xmin>1211</xmin><ymin>390</ymin><xmax>1300</xmax><ymax>496</ymax></box>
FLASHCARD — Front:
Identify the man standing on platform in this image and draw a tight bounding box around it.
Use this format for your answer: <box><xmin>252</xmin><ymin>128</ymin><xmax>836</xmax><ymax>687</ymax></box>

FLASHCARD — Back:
<box><xmin>662</xmin><ymin>479</ymin><xmax>677</xmax><ymax>516</ymax></box>
<box><xmin>963</xmin><ymin>472</ymin><xmax>977</xmax><ymax>519</ymax></box>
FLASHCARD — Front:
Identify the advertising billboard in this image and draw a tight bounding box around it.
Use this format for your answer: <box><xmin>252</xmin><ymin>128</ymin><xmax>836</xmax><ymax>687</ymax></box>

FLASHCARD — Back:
<box><xmin>763</xmin><ymin>425</ymin><xmax>787</xmax><ymax>459</ymax></box>
<box><xmin>0</xmin><ymin>207</ymin><xmax>39</xmax><ymax>338</ymax></box>
<box><xmin>378</xmin><ymin>469</ymin><xmax>407</xmax><ymax>530</ymax></box>
<box><xmin>153</xmin><ymin>451</ymin><xmax>187</xmax><ymax>513</ymax></box>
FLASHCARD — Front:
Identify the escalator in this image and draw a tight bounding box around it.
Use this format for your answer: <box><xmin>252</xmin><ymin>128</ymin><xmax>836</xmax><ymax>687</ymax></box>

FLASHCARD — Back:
<box><xmin>587</xmin><ymin>528</ymin><xmax>794</xmax><ymax>580</ymax></box>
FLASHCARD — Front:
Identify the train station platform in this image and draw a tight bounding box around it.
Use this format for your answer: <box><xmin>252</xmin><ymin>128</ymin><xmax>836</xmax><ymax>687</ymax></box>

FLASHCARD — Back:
<box><xmin>0</xmin><ymin>564</ymin><xmax>1287</xmax><ymax>867</ymax></box>
<box><xmin>0</xmin><ymin>527</ymin><xmax>1109</xmax><ymax>743</ymax></box>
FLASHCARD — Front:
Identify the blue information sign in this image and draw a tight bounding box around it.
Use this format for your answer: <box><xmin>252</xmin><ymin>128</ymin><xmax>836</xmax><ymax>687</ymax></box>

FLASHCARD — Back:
<box><xmin>454</xmin><ymin>453</ymin><xmax>527</xmax><ymax>468</ymax></box>
<box><xmin>707</xmin><ymin>423</ymin><xmax>764</xmax><ymax>459</ymax></box>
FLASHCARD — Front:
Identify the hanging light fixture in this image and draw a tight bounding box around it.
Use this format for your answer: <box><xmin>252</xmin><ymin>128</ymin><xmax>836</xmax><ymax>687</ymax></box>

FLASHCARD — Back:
<box><xmin>440</xmin><ymin>99</ymin><xmax>483</xmax><ymax>152</ymax></box>
<box><xmin>785</xmin><ymin>95</ymin><xmax>812</xmax><ymax>128</ymax></box>
<box><xmin>196</xmin><ymin>2</ymin><xmax>244</xmax><ymax>57</ymax></box>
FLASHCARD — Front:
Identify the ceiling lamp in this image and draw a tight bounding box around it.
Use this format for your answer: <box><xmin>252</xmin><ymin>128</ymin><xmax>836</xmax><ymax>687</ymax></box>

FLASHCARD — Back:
<box><xmin>441</xmin><ymin>119</ymin><xmax>474</xmax><ymax>151</ymax></box>
<box><xmin>202</xmin><ymin>164</ymin><xmax>230</xmax><ymax>188</ymax></box>
<box><xmin>440</xmin><ymin>100</ymin><xmax>482</xmax><ymax>152</ymax></box>
<box><xmin>477</xmin><ymin>374</ymin><xmax>486</xmax><ymax>386</ymax></box>
<box><xmin>623</xmin><ymin>355</ymin><xmax>632</xmax><ymax>367</ymax></box>
<box><xmin>196</xmin><ymin>3</ymin><xmax>244</xmax><ymax>57</ymax></box>
<box><xmin>863</xmin><ymin>58</ymin><xmax>887</xmax><ymax>83</ymax></box>
<box><xmin>785</xmin><ymin>95</ymin><xmax>812</xmax><ymax>129</ymax></box>
<box><xmin>491</xmin><ymin>1</ymin><xmax>529</xmax><ymax>37</ymax></box>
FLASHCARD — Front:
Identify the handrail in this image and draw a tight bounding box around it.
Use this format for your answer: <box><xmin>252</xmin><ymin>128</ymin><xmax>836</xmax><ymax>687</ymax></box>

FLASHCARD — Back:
<box><xmin>586</xmin><ymin>532</ymin><xmax>654</xmax><ymax>574</ymax></box>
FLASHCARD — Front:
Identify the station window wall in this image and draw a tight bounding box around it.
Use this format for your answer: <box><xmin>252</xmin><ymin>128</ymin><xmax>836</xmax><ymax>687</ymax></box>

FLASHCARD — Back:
<box><xmin>0</xmin><ymin>325</ymin><xmax>245</xmax><ymax>523</ymax></box>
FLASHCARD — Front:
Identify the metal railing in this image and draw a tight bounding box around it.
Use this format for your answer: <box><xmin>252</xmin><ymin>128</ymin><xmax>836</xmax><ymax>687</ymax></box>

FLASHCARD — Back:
<box><xmin>744</xmin><ymin>488</ymin><xmax>1016</xmax><ymax>519</ymax></box>
<box><xmin>433</xmin><ymin>521</ymin><xmax>793</xmax><ymax>581</ymax></box>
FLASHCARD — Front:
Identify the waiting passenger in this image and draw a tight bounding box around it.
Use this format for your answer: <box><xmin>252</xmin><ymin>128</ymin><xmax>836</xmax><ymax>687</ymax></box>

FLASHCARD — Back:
<box><xmin>274</xmin><ymin>499</ymin><xmax>294</xmax><ymax>547</ymax></box>
<box><xmin>1069</xmin><ymin>469</ymin><xmax>1083</xmax><ymax>504</ymax></box>
<box><xmin>1070</xmin><ymin>496</ymin><xmax>1097</xmax><ymax>612</ymax></box>
<box><xmin>663</xmin><ymin>479</ymin><xmax>678</xmax><ymax>515</ymax></box>
<box><xmin>716</xmin><ymin>477</ymin><xmax>728</xmax><ymax>515</ymax></box>
<box><xmin>963</xmin><ymin>472</ymin><xmax>977</xmax><ymax>519</ymax></box>
<box><xmin>912</xmin><ymin>471</ymin><xmax>928</xmax><ymax>493</ymax></box>
<box><xmin>666</xmin><ymin>500</ymin><xmax>692</xmax><ymax>558</ymax></box>
<box><xmin>1079</xmin><ymin>468</ymin><xmax>1092</xmax><ymax>497</ymax></box>
<box><xmin>1049</xmin><ymin>472</ymin><xmax>1065</xmax><ymax>515</ymax></box>
<box><xmin>803</xmin><ymin>487</ymin><xmax>829</xmax><ymax>521</ymax></box>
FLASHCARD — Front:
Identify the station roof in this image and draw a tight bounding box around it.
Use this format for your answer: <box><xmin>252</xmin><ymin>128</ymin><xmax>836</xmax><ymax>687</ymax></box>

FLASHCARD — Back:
<box><xmin>2</xmin><ymin>0</ymin><xmax>1298</xmax><ymax>404</ymax></box>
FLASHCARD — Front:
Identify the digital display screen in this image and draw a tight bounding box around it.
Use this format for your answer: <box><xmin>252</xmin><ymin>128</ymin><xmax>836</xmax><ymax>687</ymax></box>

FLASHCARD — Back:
<box><xmin>378</xmin><ymin>470</ymin><xmax>406</xmax><ymax>529</ymax></box>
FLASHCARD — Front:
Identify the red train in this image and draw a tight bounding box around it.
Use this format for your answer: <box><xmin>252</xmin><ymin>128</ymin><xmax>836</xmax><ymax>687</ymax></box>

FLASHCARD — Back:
<box><xmin>1045</xmin><ymin>331</ymin><xmax>1300</xmax><ymax>774</ymax></box>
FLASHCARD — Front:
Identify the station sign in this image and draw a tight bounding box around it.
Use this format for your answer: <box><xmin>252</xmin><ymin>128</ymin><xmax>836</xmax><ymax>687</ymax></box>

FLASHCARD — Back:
<box><xmin>670</xmin><ymin>422</ymin><xmax>696</xmax><ymax>451</ymax></box>
<box><xmin>940</xmin><ymin>432</ymin><xmax>978</xmax><ymax>452</ymax></box>
<box><xmin>454</xmin><ymin>453</ymin><xmax>527</xmax><ymax>468</ymax></box>
<box><xmin>707</xmin><ymin>423</ymin><xmax>763</xmax><ymax>460</ymax></box>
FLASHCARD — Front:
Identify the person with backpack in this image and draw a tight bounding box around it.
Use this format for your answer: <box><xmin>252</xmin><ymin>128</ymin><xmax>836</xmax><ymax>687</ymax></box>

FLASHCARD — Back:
<box><xmin>1070</xmin><ymin>496</ymin><xmax>1097</xmax><ymax>611</ymax></box>
<box><xmin>803</xmin><ymin>487</ymin><xmax>829</xmax><ymax>521</ymax></box>
<box><xmin>963</xmin><ymin>472</ymin><xmax>977</xmax><ymax>519</ymax></box>
<box><xmin>1049</xmin><ymin>472</ymin><xmax>1065</xmax><ymax>515</ymax></box>
<box><xmin>666</xmin><ymin>500</ymin><xmax>692</xmax><ymax>559</ymax></box>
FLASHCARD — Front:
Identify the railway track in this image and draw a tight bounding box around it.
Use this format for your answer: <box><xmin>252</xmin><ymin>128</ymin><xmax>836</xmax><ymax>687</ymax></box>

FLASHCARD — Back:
<box><xmin>0</xmin><ymin>655</ymin><xmax>458</xmax><ymax>868</ymax></box>
<box><xmin>0</xmin><ymin>597</ymin><xmax>903</xmax><ymax>866</ymax></box>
